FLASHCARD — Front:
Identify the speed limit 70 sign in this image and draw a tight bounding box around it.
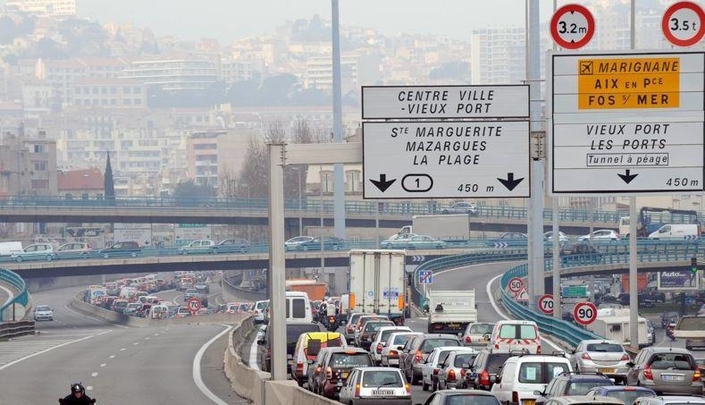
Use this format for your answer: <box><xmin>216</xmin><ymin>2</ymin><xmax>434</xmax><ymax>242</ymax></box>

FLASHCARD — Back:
<box><xmin>573</xmin><ymin>301</ymin><xmax>597</xmax><ymax>326</ymax></box>
<box><xmin>538</xmin><ymin>294</ymin><xmax>554</xmax><ymax>315</ymax></box>
<box><xmin>187</xmin><ymin>297</ymin><xmax>202</xmax><ymax>313</ymax></box>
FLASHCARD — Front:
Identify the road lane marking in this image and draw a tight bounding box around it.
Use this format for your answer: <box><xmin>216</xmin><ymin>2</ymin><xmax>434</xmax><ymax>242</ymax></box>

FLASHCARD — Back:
<box><xmin>100</xmin><ymin>363</ymin><xmax>106</xmax><ymax>367</ymax></box>
<box><xmin>0</xmin><ymin>330</ymin><xmax>111</xmax><ymax>371</ymax></box>
<box><xmin>192</xmin><ymin>324</ymin><xmax>233</xmax><ymax>405</ymax></box>
<box><xmin>249</xmin><ymin>329</ymin><xmax>261</xmax><ymax>371</ymax></box>
<box><xmin>91</xmin><ymin>372</ymin><xmax>98</xmax><ymax>377</ymax></box>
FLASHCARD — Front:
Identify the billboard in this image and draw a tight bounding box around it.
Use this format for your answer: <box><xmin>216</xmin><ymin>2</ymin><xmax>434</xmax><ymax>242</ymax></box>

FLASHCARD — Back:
<box><xmin>657</xmin><ymin>270</ymin><xmax>700</xmax><ymax>290</ymax></box>
<box><xmin>113</xmin><ymin>223</ymin><xmax>152</xmax><ymax>247</ymax></box>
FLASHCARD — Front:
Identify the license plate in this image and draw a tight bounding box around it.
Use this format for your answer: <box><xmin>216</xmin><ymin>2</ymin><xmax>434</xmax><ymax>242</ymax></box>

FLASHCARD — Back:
<box><xmin>372</xmin><ymin>390</ymin><xmax>395</xmax><ymax>396</ymax></box>
<box><xmin>662</xmin><ymin>374</ymin><xmax>685</xmax><ymax>382</ymax></box>
<box><xmin>523</xmin><ymin>400</ymin><xmax>535</xmax><ymax>405</ymax></box>
<box><xmin>598</xmin><ymin>368</ymin><xmax>616</xmax><ymax>374</ymax></box>
<box><xmin>343</xmin><ymin>372</ymin><xmax>349</xmax><ymax>379</ymax></box>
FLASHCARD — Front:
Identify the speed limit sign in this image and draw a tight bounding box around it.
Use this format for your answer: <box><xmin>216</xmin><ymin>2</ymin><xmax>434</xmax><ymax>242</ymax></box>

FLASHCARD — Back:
<box><xmin>573</xmin><ymin>301</ymin><xmax>597</xmax><ymax>326</ymax></box>
<box><xmin>538</xmin><ymin>294</ymin><xmax>554</xmax><ymax>315</ymax></box>
<box><xmin>187</xmin><ymin>297</ymin><xmax>202</xmax><ymax>313</ymax></box>
<box><xmin>508</xmin><ymin>277</ymin><xmax>524</xmax><ymax>293</ymax></box>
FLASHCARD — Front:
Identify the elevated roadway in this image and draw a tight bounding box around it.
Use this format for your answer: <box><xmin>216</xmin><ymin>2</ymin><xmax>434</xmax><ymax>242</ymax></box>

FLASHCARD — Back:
<box><xmin>0</xmin><ymin>195</ymin><xmax>619</xmax><ymax>234</ymax></box>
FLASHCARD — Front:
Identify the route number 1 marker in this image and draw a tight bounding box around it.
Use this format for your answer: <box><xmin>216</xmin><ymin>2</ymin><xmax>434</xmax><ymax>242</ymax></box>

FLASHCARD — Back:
<box><xmin>662</xmin><ymin>1</ymin><xmax>705</xmax><ymax>47</ymax></box>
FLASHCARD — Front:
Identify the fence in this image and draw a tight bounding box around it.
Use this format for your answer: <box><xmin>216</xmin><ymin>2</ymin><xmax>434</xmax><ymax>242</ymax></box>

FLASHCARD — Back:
<box><xmin>0</xmin><ymin>268</ymin><xmax>30</xmax><ymax>322</ymax></box>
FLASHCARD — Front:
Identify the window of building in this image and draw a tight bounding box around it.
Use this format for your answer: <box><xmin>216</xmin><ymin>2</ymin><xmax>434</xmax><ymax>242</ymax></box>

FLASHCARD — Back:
<box><xmin>33</xmin><ymin>161</ymin><xmax>47</xmax><ymax>171</ymax></box>
<box><xmin>31</xmin><ymin>179</ymin><xmax>49</xmax><ymax>189</ymax></box>
<box><xmin>92</xmin><ymin>88</ymin><xmax>99</xmax><ymax>94</ymax></box>
<box><xmin>33</xmin><ymin>144</ymin><xmax>45</xmax><ymax>153</ymax></box>
<box><xmin>123</xmin><ymin>87</ymin><xmax>131</xmax><ymax>94</ymax></box>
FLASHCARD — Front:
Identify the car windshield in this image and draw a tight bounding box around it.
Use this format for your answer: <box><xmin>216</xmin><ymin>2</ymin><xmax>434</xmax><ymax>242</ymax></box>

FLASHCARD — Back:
<box><xmin>486</xmin><ymin>353</ymin><xmax>513</xmax><ymax>373</ymax></box>
<box><xmin>454</xmin><ymin>353</ymin><xmax>477</xmax><ymax>367</ymax></box>
<box><xmin>361</xmin><ymin>370</ymin><xmax>402</xmax><ymax>387</ymax></box>
<box><xmin>648</xmin><ymin>353</ymin><xmax>695</xmax><ymax>370</ymax></box>
<box><xmin>446</xmin><ymin>395</ymin><xmax>500</xmax><ymax>405</ymax></box>
<box><xmin>604</xmin><ymin>390</ymin><xmax>655</xmax><ymax>404</ymax></box>
<box><xmin>469</xmin><ymin>324</ymin><xmax>493</xmax><ymax>334</ymax></box>
<box><xmin>586</xmin><ymin>343</ymin><xmax>624</xmax><ymax>352</ymax></box>
<box><xmin>518</xmin><ymin>362</ymin><xmax>568</xmax><ymax>383</ymax></box>
<box><xmin>421</xmin><ymin>339</ymin><xmax>460</xmax><ymax>353</ymax></box>
<box><xmin>567</xmin><ymin>381</ymin><xmax>609</xmax><ymax>395</ymax></box>
<box><xmin>36</xmin><ymin>306</ymin><xmax>51</xmax><ymax>311</ymax></box>
<box><xmin>329</xmin><ymin>353</ymin><xmax>371</xmax><ymax>368</ymax></box>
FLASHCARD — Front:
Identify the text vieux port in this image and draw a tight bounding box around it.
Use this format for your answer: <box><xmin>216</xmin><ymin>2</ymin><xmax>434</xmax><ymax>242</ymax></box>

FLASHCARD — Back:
<box><xmin>397</xmin><ymin>89</ymin><xmax>494</xmax><ymax>114</ymax></box>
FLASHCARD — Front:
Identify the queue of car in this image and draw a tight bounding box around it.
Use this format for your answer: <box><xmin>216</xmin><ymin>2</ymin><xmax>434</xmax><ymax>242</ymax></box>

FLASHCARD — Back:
<box><xmin>255</xmin><ymin>290</ymin><xmax>705</xmax><ymax>405</ymax></box>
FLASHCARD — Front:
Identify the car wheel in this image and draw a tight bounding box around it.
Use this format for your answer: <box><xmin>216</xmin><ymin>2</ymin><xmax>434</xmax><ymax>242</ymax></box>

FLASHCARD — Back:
<box><xmin>333</xmin><ymin>245</ymin><xmax>340</xmax><ymax>251</ymax></box>
<box><xmin>130</xmin><ymin>252</ymin><xmax>138</xmax><ymax>257</ymax></box>
<box><xmin>46</xmin><ymin>255</ymin><xmax>53</xmax><ymax>261</ymax></box>
<box><xmin>422</xmin><ymin>380</ymin><xmax>429</xmax><ymax>391</ymax></box>
<box><xmin>16</xmin><ymin>256</ymin><xmax>23</xmax><ymax>262</ymax></box>
<box><xmin>103</xmin><ymin>253</ymin><xmax>109</xmax><ymax>259</ymax></box>
<box><xmin>302</xmin><ymin>246</ymin><xmax>308</xmax><ymax>252</ymax></box>
<box><xmin>442</xmin><ymin>210</ymin><xmax>449</xmax><ymax>214</ymax></box>
<box><xmin>432</xmin><ymin>379</ymin><xmax>438</xmax><ymax>391</ymax></box>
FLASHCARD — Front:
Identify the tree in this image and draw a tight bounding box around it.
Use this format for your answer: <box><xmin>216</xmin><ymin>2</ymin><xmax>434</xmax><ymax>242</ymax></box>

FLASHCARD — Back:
<box><xmin>104</xmin><ymin>152</ymin><xmax>115</xmax><ymax>203</ymax></box>
<box><xmin>172</xmin><ymin>179</ymin><xmax>217</xmax><ymax>205</ymax></box>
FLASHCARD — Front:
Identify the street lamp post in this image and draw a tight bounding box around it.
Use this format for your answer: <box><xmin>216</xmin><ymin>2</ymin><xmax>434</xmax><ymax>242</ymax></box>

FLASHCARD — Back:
<box><xmin>320</xmin><ymin>165</ymin><xmax>324</xmax><ymax>273</ymax></box>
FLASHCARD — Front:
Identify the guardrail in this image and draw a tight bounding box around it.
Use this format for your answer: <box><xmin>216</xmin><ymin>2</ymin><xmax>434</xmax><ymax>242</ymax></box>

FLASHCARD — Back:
<box><xmin>0</xmin><ymin>268</ymin><xmax>30</xmax><ymax>322</ymax></box>
<box><xmin>499</xmin><ymin>263</ymin><xmax>602</xmax><ymax>348</ymax></box>
<box><xmin>0</xmin><ymin>320</ymin><xmax>35</xmax><ymax>339</ymax></box>
<box><xmin>0</xmin><ymin>194</ymin><xmax>630</xmax><ymax>224</ymax></box>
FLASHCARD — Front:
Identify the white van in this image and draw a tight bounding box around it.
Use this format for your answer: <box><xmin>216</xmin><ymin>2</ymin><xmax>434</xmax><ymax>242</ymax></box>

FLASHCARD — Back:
<box><xmin>489</xmin><ymin>320</ymin><xmax>542</xmax><ymax>354</ymax></box>
<box><xmin>491</xmin><ymin>354</ymin><xmax>572</xmax><ymax>405</ymax></box>
<box><xmin>286</xmin><ymin>291</ymin><xmax>313</xmax><ymax>323</ymax></box>
<box><xmin>0</xmin><ymin>241</ymin><xmax>23</xmax><ymax>257</ymax></box>
<box><xmin>648</xmin><ymin>224</ymin><xmax>699</xmax><ymax>240</ymax></box>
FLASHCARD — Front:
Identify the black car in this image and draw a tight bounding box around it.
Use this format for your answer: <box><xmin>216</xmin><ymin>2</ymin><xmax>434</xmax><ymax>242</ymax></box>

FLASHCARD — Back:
<box><xmin>292</xmin><ymin>236</ymin><xmax>344</xmax><ymax>251</ymax></box>
<box><xmin>617</xmin><ymin>293</ymin><xmax>655</xmax><ymax>308</ymax></box>
<box><xmin>465</xmin><ymin>349</ymin><xmax>513</xmax><ymax>390</ymax></box>
<box><xmin>560</xmin><ymin>242</ymin><xmax>602</xmax><ymax>266</ymax></box>
<box><xmin>642</xmin><ymin>288</ymin><xmax>666</xmax><ymax>303</ymax></box>
<box><xmin>257</xmin><ymin>321</ymin><xmax>324</xmax><ymax>372</ymax></box>
<box><xmin>536</xmin><ymin>372</ymin><xmax>614</xmax><ymax>405</ymax></box>
<box><xmin>98</xmin><ymin>241</ymin><xmax>142</xmax><ymax>258</ymax></box>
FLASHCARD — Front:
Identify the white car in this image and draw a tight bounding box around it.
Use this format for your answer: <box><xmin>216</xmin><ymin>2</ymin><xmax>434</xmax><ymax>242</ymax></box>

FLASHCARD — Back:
<box><xmin>437</xmin><ymin>348</ymin><xmax>478</xmax><ymax>390</ymax></box>
<box><xmin>578</xmin><ymin>229</ymin><xmax>620</xmax><ymax>242</ymax></box>
<box><xmin>421</xmin><ymin>346</ymin><xmax>466</xmax><ymax>392</ymax></box>
<box><xmin>369</xmin><ymin>326</ymin><xmax>412</xmax><ymax>365</ymax></box>
<box><xmin>12</xmin><ymin>243</ymin><xmax>57</xmax><ymax>262</ymax></box>
<box><xmin>543</xmin><ymin>231</ymin><xmax>568</xmax><ymax>245</ymax></box>
<box><xmin>33</xmin><ymin>305</ymin><xmax>54</xmax><ymax>321</ymax></box>
<box><xmin>380</xmin><ymin>332</ymin><xmax>423</xmax><ymax>367</ymax></box>
<box><xmin>284</xmin><ymin>236</ymin><xmax>315</xmax><ymax>251</ymax></box>
<box><xmin>338</xmin><ymin>367</ymin><xmax>411</xmax><ymax>405</ymax></box>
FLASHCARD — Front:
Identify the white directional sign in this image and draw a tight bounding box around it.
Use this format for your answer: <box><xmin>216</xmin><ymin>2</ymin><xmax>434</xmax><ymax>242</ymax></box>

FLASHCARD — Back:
<box><xmin>363</xmin><ymin>121</ymin><xmax>530</xmax><ymax>199</ymax></box>
<box><xmin>362</xmin><ymin>85</ymin><xmax>529</xmax><ymax>120</ymax></box>
<box><xmin>549</xmin><ymin>50</ymin><xmax>705</xmax><ymax>194</ymax></box>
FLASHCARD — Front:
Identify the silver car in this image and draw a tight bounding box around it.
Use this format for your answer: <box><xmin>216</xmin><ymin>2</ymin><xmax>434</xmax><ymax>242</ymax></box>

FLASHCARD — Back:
<box><xmin>570</xmin><ymin>339</ymin><xmax>630</xmax><ymax>384</ymax></box>
<box><xmin>33</xmin><ymin>305</ymin><xmax>54</xmax><ymax>321</ymax></box>
<box><xmin>461</xmin><ymin>322</ymin><xmax>494</xmax><ymax>347</ymax></box>
<box><xmin>626</xmin><ymin>346</ymin><xmax>703</xmax><ymax>395</ymax></box>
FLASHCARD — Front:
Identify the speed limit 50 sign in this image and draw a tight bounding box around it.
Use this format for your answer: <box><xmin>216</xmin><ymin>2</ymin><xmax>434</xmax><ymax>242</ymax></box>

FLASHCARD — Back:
<box><xmin>573</xmin><ymin>301</ymin><xmax>597</xmax><ymax>326</ymax></box>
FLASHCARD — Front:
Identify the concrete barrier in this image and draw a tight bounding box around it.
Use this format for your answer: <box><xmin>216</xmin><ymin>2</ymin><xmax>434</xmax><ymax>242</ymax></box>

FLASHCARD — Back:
<box><xmin>223</xmin><ymin>316</ymin><xmax>339</xmax><ymax>405</ymax></box>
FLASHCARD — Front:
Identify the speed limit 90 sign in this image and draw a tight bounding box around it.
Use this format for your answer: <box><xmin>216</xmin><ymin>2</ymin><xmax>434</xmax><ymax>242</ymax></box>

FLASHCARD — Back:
<box><xmin>573</xmin><ymin>301</ymin><xmax>597</xmax><ymax>326</ymax></box>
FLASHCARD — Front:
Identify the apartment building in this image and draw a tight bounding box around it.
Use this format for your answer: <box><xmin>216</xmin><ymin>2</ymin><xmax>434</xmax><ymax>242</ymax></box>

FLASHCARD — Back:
<box><xmin>71</xmin><ymin>78</ymin><xmax>147</xmax><ymax>109</ymax></box>
<box><xmin>303</xmin><ymin>53</ymin><xmax>359</xmax><ymax>93</ymax></box>
<box><xmin>0</xmin><ymin>131</ymin><xmax>57</xmax><ymax>197</ymax></box>
<box><xmin>5</xmin><ymin>0</ymin><xmax>76</xmax><ymax>16</ymax></box>
<box><xmin>120</xmin><ymin>58</ymin><xmax>218</xmax><ymax>91</ymax></box>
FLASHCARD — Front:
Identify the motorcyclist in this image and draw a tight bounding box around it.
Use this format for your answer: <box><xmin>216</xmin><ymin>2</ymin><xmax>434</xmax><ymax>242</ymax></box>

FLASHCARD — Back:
<box><xmin>59</xmin><ymin>383</ymin><xmax>95</xmax><ymax>404</ymax></box>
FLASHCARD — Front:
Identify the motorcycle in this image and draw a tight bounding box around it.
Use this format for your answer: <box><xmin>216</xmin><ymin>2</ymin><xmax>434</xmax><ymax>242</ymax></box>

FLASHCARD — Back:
<box><xmin>326</xmin><ymin>314</ymin><xmax>338</xmax><ymax>332</ymax></box>
<box><xmin>666</xmin><ymin>322</ymin><xmax>677</xmax><ymax>341</ymax></box>
<box><xmin>59</xmin><ymin>398</ymin><xmax>96</xmax><ymax>404</ymax></box>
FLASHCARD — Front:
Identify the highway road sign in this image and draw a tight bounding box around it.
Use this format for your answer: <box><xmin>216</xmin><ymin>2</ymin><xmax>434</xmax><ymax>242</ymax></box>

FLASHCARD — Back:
<box><xmin>662</xmin><ymin>1</ymin><xmax>705</xmax><ymax>47</ymax></box>
<box><xmin>549</xmin><ymin>50</ymin><xmax>705</xmax><ymax>194</ymax></box>
<box><xmin>361</xmin><ymin>85</ymin><xmax>529</xmax><ymax>120</ymax></box>
<box><xmin>419</xmin><ymin>270</ymin><xmax>433</xmax><ymax>285</ymax></box>
<box><xmin>562</xmin><ymin>285</ymin><xmax>589</xmax><ymax>298</ymax></box>
<box><xmin>508</xmin><ymin>277</ymin><xmax>524</xmax><ymax>293</ymax></box>
<box><xmin>187</xmin><ymin>297</ymin><xmax>202</xmax><ymax>314</ymax></box>
<box><xmin>516</xmin><ymin>287</ymin><xmax>529</xmax><ymax>302</ymax></box>
<box><xmin>362</xmin><ymin>120</ymin><xmax>530</xmax><ymax>199</ymax></box>
<box><xmin>550</xmin><ymin>3</ymin><xmax>596</xmax><ymax>50</ymax></box>
<box><xmin>538</xmin><ymin>294</ymin><xmax>554</xmax><ymax>315</ymax></box>
<box><xmin>573</xmin><ymin>301</ymin><xmax>598</xmax><ymax>326</ymax></box>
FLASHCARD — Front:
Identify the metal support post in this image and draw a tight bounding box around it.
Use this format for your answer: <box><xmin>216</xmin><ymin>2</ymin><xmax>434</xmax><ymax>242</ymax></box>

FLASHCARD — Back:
<box><xmin>331</xmin><ymin>0</ymin><xmax>346</xmax><ymax>239</ymax></box>
<box><xmin>268</xmin><ymin>143</ymin><xmax>287</xmax><ymax>381</ymax></box>
<box><xmin>552</xmin><ymin>199</ymin><xmax>561</xmax><ymax>319</ymax></box>
<box><xmin>628</xmin><ymin>0</ymin><xmax>639</xmax><ymax>350</ymax></box>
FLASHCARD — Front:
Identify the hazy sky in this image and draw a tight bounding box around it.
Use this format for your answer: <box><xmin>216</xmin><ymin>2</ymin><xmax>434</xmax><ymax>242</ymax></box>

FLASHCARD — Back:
<box><xmin>76</xmin><ymin>0</ymin><xmax>560</xmax><ymax>43</ymax></box>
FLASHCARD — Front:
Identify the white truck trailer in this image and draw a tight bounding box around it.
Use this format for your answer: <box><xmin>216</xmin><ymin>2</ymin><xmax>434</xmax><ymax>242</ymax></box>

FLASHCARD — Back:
<box><xmin>348</xmin><ymin>249</ymin><xmax>407</xmax><ymax>325</ymax></box>
<box><xmin>586</xmin><ymin>308</ymin><xmax>651</xmax><ymax>348</ymax></box>
<box><xmin>427</xmin><ymin>289</ymin><xmax>478</xmax><ymax>334</ymax></box>
<box><xmin>398</xmin><ymin>214</ymin><xmax>471</xmax><ymax>242</ymax></box>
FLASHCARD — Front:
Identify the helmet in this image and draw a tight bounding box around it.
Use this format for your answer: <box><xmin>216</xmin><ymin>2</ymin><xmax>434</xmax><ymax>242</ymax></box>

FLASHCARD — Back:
<box><xmin>71</xmin><ymin>383</ymin><xmax>85</xmax><ymax>394</ymax></box>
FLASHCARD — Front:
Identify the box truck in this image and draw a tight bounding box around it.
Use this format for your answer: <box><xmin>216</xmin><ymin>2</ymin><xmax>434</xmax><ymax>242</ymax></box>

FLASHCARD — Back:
<box><xmin>427</xmin><ymin>289</ymin><xmax>478</xmax><ymax>334</ymax></box>
<box><xmin>397</xmin><ymin>214</ymin><xmax>471</xmax><ymax>242</ymax></box>
<box><xmin>348</xmin><ymin>249</ymin><xmax>406</xmax><ymax>325</ymax></box>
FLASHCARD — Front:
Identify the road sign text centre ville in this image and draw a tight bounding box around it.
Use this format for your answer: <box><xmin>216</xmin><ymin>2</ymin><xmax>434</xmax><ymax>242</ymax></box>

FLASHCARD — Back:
<box><xmin>362</xmin><ymin>85</ymin><xmax>531</xmax><ymax>199</ymax></box>
<box><xmin>549</xmin><ymin>51</ymin><xmax>705</xmax><ymax>195</ymax></box>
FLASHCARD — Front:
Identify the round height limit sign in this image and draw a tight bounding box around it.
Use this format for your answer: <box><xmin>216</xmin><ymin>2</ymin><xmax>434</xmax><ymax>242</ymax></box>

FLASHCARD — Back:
<box><xmin>550</xmin><ymin>4</ymin><xmax>596</xmax><ymax>50</ymax></box>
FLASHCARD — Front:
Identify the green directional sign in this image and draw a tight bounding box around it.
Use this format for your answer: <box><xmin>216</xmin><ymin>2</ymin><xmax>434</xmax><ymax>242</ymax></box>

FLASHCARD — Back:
<box><xmin>562</xmin><ymin>285</ymin><xmax>588</xmax><ymax>298</ymax></box>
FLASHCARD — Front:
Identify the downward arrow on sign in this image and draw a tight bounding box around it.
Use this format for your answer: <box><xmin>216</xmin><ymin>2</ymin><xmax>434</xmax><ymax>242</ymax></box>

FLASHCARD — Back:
<box><xmin>617</xmin><ymin>169</ymin><xmax>638</xmax><ymax>184</ymax></box>
<box><xmin>497</xmin><ymin>173</ymin><xmax>525</xmax><ymax>191</ymax></box>
<box><xmin>370</xmin><ymin>174</ymin><xmax>396</xmax><ymax>192</ymax></box>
